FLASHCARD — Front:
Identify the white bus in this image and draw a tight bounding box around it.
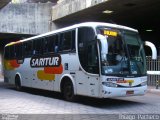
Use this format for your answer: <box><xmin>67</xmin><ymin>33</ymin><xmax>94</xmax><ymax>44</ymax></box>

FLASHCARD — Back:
<box><xmin>4</xmin><ymin>22</ymin><xmax>157</xmax><ymax>101</ymax></box>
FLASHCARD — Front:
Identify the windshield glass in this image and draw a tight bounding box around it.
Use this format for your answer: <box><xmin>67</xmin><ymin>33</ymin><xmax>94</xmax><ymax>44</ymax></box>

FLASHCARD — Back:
<box><xmin>124</xmin><ymin>31</ymin><xmax>146</xmax><ymax>75</ymax></box>
<box><xmin>97</xmin><ymin>27</ymin><xmax>146</xmax><ymax>77</ymax></box>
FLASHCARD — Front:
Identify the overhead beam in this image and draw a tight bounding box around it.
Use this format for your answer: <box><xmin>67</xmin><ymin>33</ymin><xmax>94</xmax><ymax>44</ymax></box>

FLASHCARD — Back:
<box><xmin>0</xmin><ymin>0</ymin><xmax>11</xmax><ymax>9</ymax></box>
<box><xmin>51</xmin><ymin>0</ymin><xmax>160</xmax><ymax>30</ymax></box>
<box><xmin>52</xmin><ymin>0</ymin><xmax>108</xmax><ymax>21</ymax></box>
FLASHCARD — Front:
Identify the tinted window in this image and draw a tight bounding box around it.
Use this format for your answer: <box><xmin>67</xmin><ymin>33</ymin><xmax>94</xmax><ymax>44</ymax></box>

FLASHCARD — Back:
<box><xmin>59</xmin><ymin>29</ymin><xmax>75</xmax><ymax>52</ymax></box>
<box><xmin>63</xmin><ymin>31</ymin><xmax>72</xmax><ymax>51</ymax></box>
<box><xmin>15</xmin><ymin>43</ymin><xmax>23</xmax><ymax>58</ymax></box>
<box><xmin>59</xmin><ymin>33</ymin><xmax>63</xmax><ymax>52</ymax></box>
<box><xmin>44</xmin><ymin>34</ymin><xmax>58</xmax><ymax>54</ymax></box>
<box><xmin>54</xmin><ymin>35</ymin><xmax>59</xmax><ymax>53</ymax></box>
<box><xmin>24</xmin><ymin>41</ymin><xmax>33</xmax><ymax>57</ymax></box>
<box><xmin>10</xmin><ymin>45</ymin><xmax>15</xmax><ymax>59</ymax></box>
<box><xmin>78</xmin><ymin>27</ymin><xmax>98</xmax><ymax>74</ymax></box>
<box><xmin>4</xmin><ymin>46</ymin><xmax>10</xmax><ymax>59</ymax></box>
<box><xmin>87</xmin><ymin>42</ymin><xmax>99</xmax><ymax>74</ymax></box>
<box><xmin>71</xmin><ymin>30</ymin><xmax>75</xmax><ymax>50</ymax></box>
<box><xmin>33</xmin><ymin>38</ymin><xmax>43</xmax><ymax>55</ymax></box>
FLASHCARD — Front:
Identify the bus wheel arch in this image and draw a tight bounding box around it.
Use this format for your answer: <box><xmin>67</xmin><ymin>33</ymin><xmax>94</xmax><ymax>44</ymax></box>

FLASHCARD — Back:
<box><xmin>60</xmin><ymin>75</ymin><xmax>76</xmax><ymax>101</ymax></box>
<box><xmin>15</xmin><ymin>73</ymin><xmax>22</xmax><ymax>91</ymax></box>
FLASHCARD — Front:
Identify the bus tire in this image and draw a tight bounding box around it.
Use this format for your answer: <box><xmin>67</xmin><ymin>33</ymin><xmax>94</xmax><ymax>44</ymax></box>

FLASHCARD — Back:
<box><xmin>62</xmin><ymin>80</ymin><xmax>75</xmax><ymax>101</ymax></box>
<box><xmin>15</xmin><ymin>75</ymin><xmax>22</xmax><ymax>91</ymax></box>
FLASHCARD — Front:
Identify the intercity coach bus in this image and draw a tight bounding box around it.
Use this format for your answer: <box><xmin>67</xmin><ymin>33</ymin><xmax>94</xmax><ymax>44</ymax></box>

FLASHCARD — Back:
<box><xmin>4</xmin><ymin>22</ymin><xmax>157</xmax><ymax>101</ymax></box>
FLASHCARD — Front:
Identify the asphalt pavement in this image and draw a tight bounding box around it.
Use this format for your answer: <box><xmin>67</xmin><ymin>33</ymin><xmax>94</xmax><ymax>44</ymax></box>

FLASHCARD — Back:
<box><xmin>0</xmin><ymin>75</ymin><xmax>160</xmax><ymax>120</ymax></box>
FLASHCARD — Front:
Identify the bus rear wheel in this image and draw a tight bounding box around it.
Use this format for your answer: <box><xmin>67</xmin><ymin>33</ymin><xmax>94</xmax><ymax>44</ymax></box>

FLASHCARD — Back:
<box><xmin>63</xmin><ymin>80</ymin><xmax>75</xmax><ymax>101</ymax></box>
<box><xmin>15</xmin><ymin>75</ymin><xmax>22</xmax><ymax>91</ymax></box>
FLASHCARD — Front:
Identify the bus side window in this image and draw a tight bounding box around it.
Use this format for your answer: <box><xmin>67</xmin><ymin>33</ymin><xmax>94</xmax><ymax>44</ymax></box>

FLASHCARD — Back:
<box><xmin>44</xmin><ymin>34</ymin><xmax>58</xmax><ymax>53</ymax></box>
<box><xmin>15</xmin><ymin>43</ymin><xmax>23</xmax><ymax>59</ymax></box>
<box><xmin>24</xmin><ymin>41</ymin><xmax>33</xmax><ymax>57</ymax></box>
<box><xmin>59</xmin><ymin>30</ymin><xmax>75</xmax><ymax>53</ymax></box>
<box><xmin>54</xmin><ymin>35</ymin><xmax>59</xmax><ymax>53</ymax></box>
<box><xmin>33</xmin><ymin>38</ymin><xmax>43</xmax><ymax>55</ymax></box>
<box><xmin>87</xmin><ymin>42</ymin><xmax>99</xmax><ymax>74</ymax></box>
<box><xmin>59</xmin><ymin>33</ymin><xmax>63</xmax><ymax>52</ymax></box>
<box><xmin>78</xmin><ymin>27</ymin><xmax>88</xmax><ymax>70</ymax></box>
<box><xmin>78</xmin><ymin>27</ymin><xmax>98</xmax><ymax>74</ymax></box>
<box><xmin>44</xmin><ymin>37</ymin><xmax>48</xmax><ymax>53</ymax></box>
<box><xmin>10</xmin><ymin>45</ymin><xmax>15</xmax><ymax>59</ymax></box>
<box><xmin>71</xmin><ymin>30</ymin><xmax>76</xmax><ymax>51</ymax></box>
<box><xmin>63</xmin><ymin>31</ymin><xmax>72</xmax><ymax>51</ymax></box>
<box><xmin>4</xmin><ymin>46</ymin><xmax>10</xmax><ymax>60</ymax></box>
<box><xmin>52</xmin><ymin>34</ymin><xmax>59</xmax><ymax>53</ymax></box>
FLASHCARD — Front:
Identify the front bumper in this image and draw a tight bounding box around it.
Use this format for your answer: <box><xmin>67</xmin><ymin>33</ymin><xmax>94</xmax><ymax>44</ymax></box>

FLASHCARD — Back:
<box><xmin>101</xmin><ymin>85</ymin><xmax>147</xmax><ymax>98</ymax></box>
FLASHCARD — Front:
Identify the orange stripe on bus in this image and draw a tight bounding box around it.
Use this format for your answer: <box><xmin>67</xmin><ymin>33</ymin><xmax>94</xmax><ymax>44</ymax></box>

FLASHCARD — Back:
<box><xmin>44</xmin><ymin>64</ymin><xmax>63</xmax><ymax>74</ymax></box>
<box><xmin>4</xmin><ymin>59</ymin><xmax>20</xmax><ymax>70</ymax></box>
<box><xmin>10</xmin><ymin>60</ymin><xmax>20</xmax><ymax>68</ymax></box>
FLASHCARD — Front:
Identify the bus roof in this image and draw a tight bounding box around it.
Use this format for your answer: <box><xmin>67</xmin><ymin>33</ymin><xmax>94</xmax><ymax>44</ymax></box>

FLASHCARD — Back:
<box><xmin>5</xmin><ymin>22</ymin><xmax>138</xmax><ymax>47</ymax></box>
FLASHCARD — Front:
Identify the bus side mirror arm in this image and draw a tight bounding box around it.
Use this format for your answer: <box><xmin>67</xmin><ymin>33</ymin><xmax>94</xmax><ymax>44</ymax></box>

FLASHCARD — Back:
<box><xmin>145</xmin><ymin>41</ymin><xmax>157</xmax><ymax>59</ymax></box>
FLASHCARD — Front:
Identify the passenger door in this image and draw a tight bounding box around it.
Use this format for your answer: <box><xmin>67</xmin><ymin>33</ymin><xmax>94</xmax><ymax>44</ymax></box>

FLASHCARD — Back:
<box><xmin>76</xmin><ymin>27</ymin><xmax>100</xmax><ymax>97</ymax></box>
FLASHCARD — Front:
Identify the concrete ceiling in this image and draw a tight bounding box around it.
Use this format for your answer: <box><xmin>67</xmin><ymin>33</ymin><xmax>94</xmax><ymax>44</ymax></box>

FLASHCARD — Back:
<box><xmin>52</xmin><ymin>0</ymin><xmax>160</xmax><ymax>53</ymax></box>
<box><xmin>54</xmin><ymin>0</ymin><xmax>160</xmax><ymax>32</ymax></box>
<box><xmin>0</xmin><ymin>0</ymin><xmax>11</xmax><ymax>9</ymax></box>
<box><xmin>0</xmin><ymin>33</ymin><xmax>33</xmax><ymax>41</ymax></box>
<box><xmin>1</xmin><ymin>0</ymin><xmax>160</xmax><ymax>49</ymax></box>
<box><xmin>24</xmin><ymin>0</ymin><xmax>58</xmax><ymax>3</ymax></box>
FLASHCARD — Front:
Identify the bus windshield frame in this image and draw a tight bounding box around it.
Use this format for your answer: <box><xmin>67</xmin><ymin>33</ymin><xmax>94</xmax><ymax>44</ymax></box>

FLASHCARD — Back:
<box><xmin>96</xmin><ymin>26</ymin><xmax>147</xmax><ymax>77</ymax></box>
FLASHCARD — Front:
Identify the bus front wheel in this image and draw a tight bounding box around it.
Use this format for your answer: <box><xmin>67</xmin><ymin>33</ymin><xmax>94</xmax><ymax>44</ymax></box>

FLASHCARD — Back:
<box><xmin>62</xmin><ymin>80</ymin><xmax>75</xmax><ymax>101</ymax></box>
<box><xmin>15</xmin><ymin>75</ymin><xmax>22</xmax><ymax>91</ymax></box>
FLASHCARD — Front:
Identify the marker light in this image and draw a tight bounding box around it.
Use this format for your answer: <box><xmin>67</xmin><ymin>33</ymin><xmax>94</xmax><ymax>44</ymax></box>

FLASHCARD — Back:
<box><xmin>102</xmin><ymin>10</ymin><xmax>113</xmax><ymax>14</ymax></box>
<box><xmin>146</xmin><ymin>30</ymin><xmax>153</xmax><ymax>32</ymax></box>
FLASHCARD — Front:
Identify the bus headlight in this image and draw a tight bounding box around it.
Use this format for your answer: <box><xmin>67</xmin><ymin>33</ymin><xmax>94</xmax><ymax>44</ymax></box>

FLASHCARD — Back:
<box><xmin>141</xmin><ymin>81</ymin><xmax>147</xmax><ymax>86</ymax></box>
<box><xmin>102</xmin><ymin>82</ymin><xmax>117</xmax><ymax>87</ymax></box>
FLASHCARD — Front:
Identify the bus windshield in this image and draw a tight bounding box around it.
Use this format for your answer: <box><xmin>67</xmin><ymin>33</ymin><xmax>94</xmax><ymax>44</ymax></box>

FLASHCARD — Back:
<box><xmin>97</xmin><ymin>27</ymin><xmax>146</xmax><ymax>77</ymax></box>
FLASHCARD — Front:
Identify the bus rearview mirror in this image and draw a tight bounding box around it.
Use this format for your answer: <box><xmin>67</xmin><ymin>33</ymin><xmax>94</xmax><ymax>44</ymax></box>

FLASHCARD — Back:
<box><xmin>145</xmin><ymin>41</ymin><xmax>157</xmax><ymax>60</ymax></box>
<box><xmin>97</xmin><ymin>34</ymin><xmax>108</xmax><ymax>54</ymax></box>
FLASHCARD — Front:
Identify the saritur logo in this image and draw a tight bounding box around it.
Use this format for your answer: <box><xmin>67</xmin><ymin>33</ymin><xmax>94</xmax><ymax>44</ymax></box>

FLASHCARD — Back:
<box><xmin>30</xmin><ymin>54</ymin><xmax>61</xmax><ymax>68</ymax></box>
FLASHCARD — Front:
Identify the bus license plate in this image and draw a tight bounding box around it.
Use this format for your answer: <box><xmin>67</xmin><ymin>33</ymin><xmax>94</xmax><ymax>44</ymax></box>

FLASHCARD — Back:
<box><xmin>126</xmin><ymin>90</ymin><xmax>134</xmax><ymax>95</ymax></box>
